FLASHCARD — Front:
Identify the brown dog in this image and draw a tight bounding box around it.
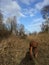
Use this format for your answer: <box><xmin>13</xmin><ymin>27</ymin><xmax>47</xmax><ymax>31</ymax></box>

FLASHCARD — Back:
<box><xmin>29</xmin><ymin>40</ymin><xmax>38</xmax><ymax>59</ymax></box>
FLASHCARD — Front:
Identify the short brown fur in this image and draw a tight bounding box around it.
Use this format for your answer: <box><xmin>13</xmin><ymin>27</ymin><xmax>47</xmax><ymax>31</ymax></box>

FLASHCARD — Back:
<box><xmin>29</xmin><ymin>40</ymin><xmax>38</xmax><ymax>59</ymax></box>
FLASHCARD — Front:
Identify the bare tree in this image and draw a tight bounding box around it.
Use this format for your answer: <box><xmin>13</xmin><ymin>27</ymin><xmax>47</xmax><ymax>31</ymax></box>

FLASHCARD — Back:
<box><xmin>19</xmin><ymin>24</ymin><xmax>25</xmax><ymax>36</ymax></box>
<box><xmin>41</xmin><ymin>5</ymin><xmax>49</xmax><ymax>32</ymax></box>
<box><xmin>11</xmin><ymin>16</ymin><xmax>18</xmax><ymax>34</ymax></box>
<box><xmin>6</xmin><ymin>16</ymin><xmax>18</xmax><ymax>35</ymax></box>
<box><xmin>0</xmin><ymin>10</ymin><xmax>3</xmax><ymax>30</ymax></box>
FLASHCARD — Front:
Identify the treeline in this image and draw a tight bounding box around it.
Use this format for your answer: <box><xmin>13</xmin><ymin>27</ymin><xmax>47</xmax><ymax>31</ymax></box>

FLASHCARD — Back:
<box><xmin>0</xmin><ymin>5</ymin><xmax>49</xmax><ymax>37</ymax></box>
<box><xmin>0</xmin><ymin>11</ymin><xmax>26</xmax><ymax>38</ymax></box>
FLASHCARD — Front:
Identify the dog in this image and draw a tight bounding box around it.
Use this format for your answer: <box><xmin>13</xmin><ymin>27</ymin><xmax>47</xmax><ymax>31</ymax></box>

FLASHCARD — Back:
<box><xmin>29</xmin><ymin>40</ymin><xmax>38</xmax><ymax>59</ymax></box>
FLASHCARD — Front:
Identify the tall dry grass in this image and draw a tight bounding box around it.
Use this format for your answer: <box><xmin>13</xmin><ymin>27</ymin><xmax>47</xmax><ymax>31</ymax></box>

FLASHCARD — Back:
<box><xmin>0</xmin><ymin>33</ymin><xmax>49</xmax><ymax>65</ymax></box>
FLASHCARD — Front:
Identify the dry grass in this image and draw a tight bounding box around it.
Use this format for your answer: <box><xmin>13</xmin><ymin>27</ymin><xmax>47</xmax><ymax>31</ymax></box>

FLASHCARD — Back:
<box><xmin>0</xmin><ymin>33</ymin><xmax>49</xmax><ymax>65</ymax></box>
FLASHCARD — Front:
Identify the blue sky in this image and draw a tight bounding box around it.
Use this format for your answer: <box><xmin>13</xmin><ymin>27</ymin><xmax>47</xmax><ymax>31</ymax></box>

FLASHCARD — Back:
<box><xmin>0</xmin><ymin>0</ymin><xmax>49</xmax><ymax>33</ymax></box>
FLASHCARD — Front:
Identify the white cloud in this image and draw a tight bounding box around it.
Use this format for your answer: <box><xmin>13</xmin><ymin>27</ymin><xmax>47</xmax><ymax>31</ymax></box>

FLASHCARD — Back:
<box><xmin>0</xmin><ymin>0</ymin><xmax>25</xmax><ymax>19</ymax></box>
<box><xmin>20</xmin><ymin>0</ymin><xmax>30</xmax><ymax>5</ymax></box>
<box><xmin>20</xmin><ymin>0</ymin><xmax>35</xmax><ymax>5</ymax></box>
<box><xmin>22</xmin><ymin>8</ymin><xmax>37</xmax><ymax>17</ymax></box>
<box><xmin>32</xmin><ymin>18</ymin><xmax>44</xmax><ymax>24</ymax></box>
<box><xmin>6</xmin><ymin>1</ymin><xmax>21</xmax><ymax>11</ymax></box>
<box><xmin>35</xmin><ymin>0</ymin><xmax>49</xmax><ymax>10</ymax></box>
<box><xmin>27</xmin><ymin>18</ymin><xmax>44</xmax><ymax>32</ymax></box>
<box><xmin>28</xmin><ymin>8</ymin><xmax>36</xmax><ymax>17</ymax></box>
<box><xmin>18</xmin><ymin>12</ymin><xmax>25</xmax><ymax>17</ymax></box>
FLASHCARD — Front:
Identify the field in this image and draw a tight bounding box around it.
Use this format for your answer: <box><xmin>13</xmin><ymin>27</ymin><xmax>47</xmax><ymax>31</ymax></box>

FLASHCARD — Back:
<box><xmin>0</xmin><ymin>33</ymin><xmax>49</xmax><ymax>65</ymax></box>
